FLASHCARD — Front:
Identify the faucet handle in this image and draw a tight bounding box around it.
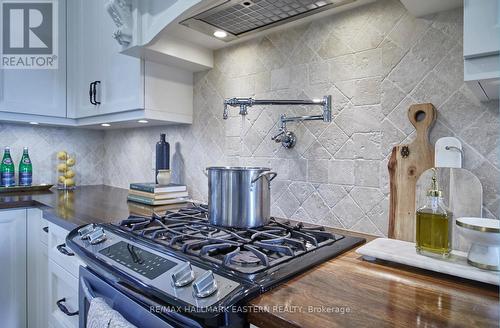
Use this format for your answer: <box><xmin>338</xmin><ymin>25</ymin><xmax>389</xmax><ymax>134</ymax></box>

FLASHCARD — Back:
<box><xmin>271</xmin><ymin>129</ymin><xmax>285</xmax><ymax>142</ymax></box>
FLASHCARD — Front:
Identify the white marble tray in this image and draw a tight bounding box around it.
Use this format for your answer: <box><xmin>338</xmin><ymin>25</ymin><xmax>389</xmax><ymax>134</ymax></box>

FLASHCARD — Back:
<box><xmin>356</xmin><ymin>238</ymin><xmax>499</xmax><ymax>286</ymax></box>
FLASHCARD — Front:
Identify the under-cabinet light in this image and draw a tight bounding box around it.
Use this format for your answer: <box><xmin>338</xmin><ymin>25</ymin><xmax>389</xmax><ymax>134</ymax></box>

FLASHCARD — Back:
<box><xmin>213</xmin><ymin>30</ymin><xmax>228</xmax><ymax>38</ymax></box>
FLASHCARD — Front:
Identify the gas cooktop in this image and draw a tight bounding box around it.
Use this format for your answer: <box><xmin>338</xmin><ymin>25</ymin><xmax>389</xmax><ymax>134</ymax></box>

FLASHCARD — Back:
<box><xmin>67</xmin><ymin>204</ymin><xmax>364</xmax><ymax>327</ymax></box>
<box><xmin>116</xmin><ymin>204</ymin><xmax>347</xmax><ymax>275</ymax></box>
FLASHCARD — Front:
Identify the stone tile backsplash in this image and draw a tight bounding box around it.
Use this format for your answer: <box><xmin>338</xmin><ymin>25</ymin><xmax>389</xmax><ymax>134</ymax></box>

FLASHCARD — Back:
<box><xmin>2</xmin><ymin>0</ymin><xmax>498</xmax><ymax>237</ymax></box>
<box><xmin>0</xmin><ymin>123</ymin><xmax>105</xmax><ymax>186</ymax></box>
<box><xmin>106</xmin><ymin>0</ymin><xmax>499</xmax><ymax>235</ymax></box>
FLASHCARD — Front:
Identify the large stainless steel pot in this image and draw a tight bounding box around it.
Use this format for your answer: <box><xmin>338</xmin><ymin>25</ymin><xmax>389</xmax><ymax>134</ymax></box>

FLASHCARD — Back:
<box><xmin>206</xmin><ymin>166</ymin><xmax>277</xmax><ymax>228</ymax></box>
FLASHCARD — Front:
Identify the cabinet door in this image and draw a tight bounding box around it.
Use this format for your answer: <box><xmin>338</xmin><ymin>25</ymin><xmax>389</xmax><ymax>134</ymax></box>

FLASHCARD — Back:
<box><xmin>464</xmin><ymin>0</ymin><xmax>500</xmax><ymax>58</ymax></box>
<box><xmin>66</xmin><ymin>0</ymin><xmax>103</xmax><ymax>118</ymax></box>
<box><xmin>0</xmin><ymin>209</ymin><xmax>27</xmax><ymax>328</ymax></box>
<box><xmin>48</xmin><ymin>222</ymin><xmax>83</xmax><ymax>278</ymax></box>
<box><xmin>67</xmin><ymin>0</ymin><xmax>143</xmax><ymax>119</ymax></box>
<box><xmin>27</xmin><ymin>209</ymin><xmax>49</xmax><ymax>328</ymax></box>
<box><xmin>48</xmin><ymin>260</ymin><xmax>79</xmax><ymax>328</ymax></box>
<box><xmin>99</xmin><ymin>4</ymin><xmax>143</xmax><ymax>115</ymax></box>
<box><xmin>0</xmin><ymin>0</ymin><xmax>66</xmax><ymax>117</ymax></box>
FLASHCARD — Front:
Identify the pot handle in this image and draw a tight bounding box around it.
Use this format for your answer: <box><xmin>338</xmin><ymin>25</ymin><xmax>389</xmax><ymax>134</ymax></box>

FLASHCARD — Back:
<box><xmin>251</xmin><ymin>171</ymin><xmax>277</xmax><ymax>184</ymax></box>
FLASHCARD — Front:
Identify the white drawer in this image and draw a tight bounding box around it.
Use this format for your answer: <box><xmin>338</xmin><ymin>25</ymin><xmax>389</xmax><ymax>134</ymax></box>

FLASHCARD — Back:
<box><xmin>48</xmin><ymin>223</ymin><xmax>83</xmax><ymax>278</ymax></box>
<box><xmin>48</xmin><ymin>260</ymin><xmax>79</xmax><ymax>328</ymax></box>
<box><xmin>39</xmin><ymin>218</ymin><xmax>49</xmax><ymax>246</ymax></box>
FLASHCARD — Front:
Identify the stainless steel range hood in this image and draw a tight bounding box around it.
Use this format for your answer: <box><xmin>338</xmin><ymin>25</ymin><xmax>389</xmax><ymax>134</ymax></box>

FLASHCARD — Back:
<box><xmin>180</xmin><ymin>0</ymin><xmax>357</xmax><ymax>41</ymax></box>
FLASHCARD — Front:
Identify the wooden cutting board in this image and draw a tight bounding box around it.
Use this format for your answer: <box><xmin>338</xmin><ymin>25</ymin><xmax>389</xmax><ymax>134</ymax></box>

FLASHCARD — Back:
<box><xmin>388</xmin><ymin>103</ymin><xmax>437</xmax><ymax>241</ymax></box>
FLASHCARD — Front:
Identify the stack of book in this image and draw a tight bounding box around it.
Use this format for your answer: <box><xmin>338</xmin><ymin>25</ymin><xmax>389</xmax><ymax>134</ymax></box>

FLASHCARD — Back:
<box><xmin>127</xmin><ymin>202</ymin><xmax>186</xmax><ymax>217</ymax></box>
<box><xmin>127</xmin><ymin>182</ymin><xmax>189</xmax><ymax>206</ymax></box>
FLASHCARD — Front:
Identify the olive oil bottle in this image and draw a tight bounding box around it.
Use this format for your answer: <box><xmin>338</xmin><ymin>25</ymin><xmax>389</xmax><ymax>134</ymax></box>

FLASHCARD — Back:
<box><xmin>416</xmin><ymin>169</ymin><xmax>452</xmax><ymax>258</ymax></box>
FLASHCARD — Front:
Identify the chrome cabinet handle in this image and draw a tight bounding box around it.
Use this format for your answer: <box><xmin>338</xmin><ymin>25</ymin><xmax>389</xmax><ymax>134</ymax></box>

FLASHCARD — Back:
<box><xmin>56</xmin><ymin>298</ymin><xmax>79</xmax><ymax>316</ymax></box>
<box><xmin>251</xmin><ymin>171</ymin><xmax>277</xmax><ymax>184</ymax></box>
<box><xmin>56</xmin><ymin>243</ymin><xmax>75</xmax><ymax>256</ymax></box>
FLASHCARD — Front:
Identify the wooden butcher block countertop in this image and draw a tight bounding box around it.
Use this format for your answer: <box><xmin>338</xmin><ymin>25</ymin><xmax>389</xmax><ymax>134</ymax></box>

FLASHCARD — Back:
<box><xmin>0</xmin><ymin>185</ymin><xmax>497</xmax><ymax>327</ymax></box>
<box><xmin>248</xmin><ymin>229</ymin><xmax>499</xmax><ymax>328</ymax></box>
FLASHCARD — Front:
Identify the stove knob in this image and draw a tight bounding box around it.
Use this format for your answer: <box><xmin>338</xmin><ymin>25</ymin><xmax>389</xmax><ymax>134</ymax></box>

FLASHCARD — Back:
<box><xmin>192</xmin><ymin>270</ymin><xmax>218</xmax><ymax>298</ymax></box>
<box><xmin>88</xmin><ymin>227</ymin><xmax>106</xmax><ymax>245</ymax></box>
<box><xmin>171</xmin><ymin>262</ymin><xmax>195</xmax><ymax>287</ymax></box>
<box><xmin>78</xmin><ymin>224</ymin><xmax>95</xmax><ymax>240</ymax></box>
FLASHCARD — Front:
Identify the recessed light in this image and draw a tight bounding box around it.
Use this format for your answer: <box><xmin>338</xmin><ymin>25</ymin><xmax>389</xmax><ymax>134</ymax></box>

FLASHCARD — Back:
<box><xmin>138</xmin><ymin>120</ymin><xmax>148</xmax><ymax>124</ymax></box>
<box><xmin>213</xmin><ymin>30</ymin><xmax>228</xmax><ymax>38</ymax></box>
<box><xmin>29</xmin><ymin>122</ymin><xmax>39</xmax><ymax>125</ymax></box>
<box><xmin>101</xmin><ymin>123</ymin><xmax>111</xmax><ymax>127</ymax></box>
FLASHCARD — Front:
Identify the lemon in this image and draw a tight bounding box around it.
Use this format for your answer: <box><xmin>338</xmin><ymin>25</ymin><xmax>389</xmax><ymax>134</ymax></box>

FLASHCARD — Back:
<box><xmin>64</xmin><ymin>170</ymin><xmax>75</xmax><ymax>178</ymax></box>
<box><xmin>66</xmin><ymin>158</ymin><xmax>76</xmax><ymax>166</ymax></box>
<box><xmin>57</xmin><ymin>163</ymin><xmax>67</xmax><ymax>172</ymax></box>
<box><xmin>64</xmin><ymin>178</ymin><xmax>75</xmax><ymax>187</ymax></box>
<box><xmin>58</xmin><ymin>176</ymin><xmax>66</xmax><ymax>183</ymax></box>
<box><xmin>57</xmin><ymin>151</ymin><xmax>67</xmax><ymax>160</ymax></box>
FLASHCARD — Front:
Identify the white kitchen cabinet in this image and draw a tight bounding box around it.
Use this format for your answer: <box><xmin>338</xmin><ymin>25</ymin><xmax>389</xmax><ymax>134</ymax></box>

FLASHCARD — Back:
<box><xmin>47</xmin><ymin>221</ymin><xmax>83</xmax><ymax>328</ymax></box>
<box><xmin>48</xmin><ymin>260</ymin><xmax>79</xmax><ymax>328</ymax></box>
<box><xmin>67</xmin><ymin>0</ymin><xmax>143</xmax><ymax>119</ymax></box>
<box><xmin>67</xmin><ymin>0</ymin><xmax>193</xmax><ymax>125</ymax></box>
<box><xmin>48</xmin><ymin>222</ymin><xmax>84</xmax><ymax>278</ymax></box>
<box><xmin>464</xmin><ymin>0</ymin><xmax>500</xmax><ymax>58</ymax></box>
<box><xmin>0</xmin><ymin>208</ymin><xmax>27</xmax><ymax>328</ymax></box>
<box><xmin>0</xmin><ymin>0</ymin><xmax>193</xmax><ymax>128</ymax></box>
<box><xmin>27</xmin><ymin>209</ymin><xmax>49</xmax><ymax>328</ymax></box>
<box><xmin>463</xmin><ymin>0</ymin><xmax>500</xmax><ymax>101</ymax></box>
<box><xmin>0</xmin><ymin>0</ymin><xmax>67</xmax><ymax>118</ymax></box>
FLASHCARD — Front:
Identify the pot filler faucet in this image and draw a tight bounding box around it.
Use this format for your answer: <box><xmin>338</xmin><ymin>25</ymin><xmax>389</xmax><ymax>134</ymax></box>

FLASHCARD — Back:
<box><xmin>223</xmin><ymin>95</ymin><xmax>332</xmax><ymax>149</ymax></box>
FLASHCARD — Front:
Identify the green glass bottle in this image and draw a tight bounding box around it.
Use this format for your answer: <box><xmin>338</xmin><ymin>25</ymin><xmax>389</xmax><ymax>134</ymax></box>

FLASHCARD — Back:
<box><xmin>1</xmin><ymin>147</ymin><xmax>15</xmax><ymax>187</ymax></box>
<box><xmin>19</xmin><ymin>147</ymin><xmax>32</xmax><ymax>186</ymax></box>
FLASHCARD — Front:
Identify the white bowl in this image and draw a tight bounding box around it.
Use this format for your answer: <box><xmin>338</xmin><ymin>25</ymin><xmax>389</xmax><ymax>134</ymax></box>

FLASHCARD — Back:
<box><xmin>456</xmin><ymin>217</ymin><xmax>500</xmax><ymax>271</ymax></box>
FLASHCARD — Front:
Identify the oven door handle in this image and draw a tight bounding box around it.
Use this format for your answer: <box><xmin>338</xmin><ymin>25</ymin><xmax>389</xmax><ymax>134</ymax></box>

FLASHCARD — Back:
<box><xmin>80</xmin><ymin>276</ymin><xmax>96</xmax><ymax>301</ymax></box>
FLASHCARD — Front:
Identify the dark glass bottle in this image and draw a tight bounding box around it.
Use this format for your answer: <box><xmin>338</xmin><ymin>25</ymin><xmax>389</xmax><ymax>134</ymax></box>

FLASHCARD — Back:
<box><xmin>155</xmin><ymin>134</ymin><xmax>170</xmax><ymax>183</ymax></box>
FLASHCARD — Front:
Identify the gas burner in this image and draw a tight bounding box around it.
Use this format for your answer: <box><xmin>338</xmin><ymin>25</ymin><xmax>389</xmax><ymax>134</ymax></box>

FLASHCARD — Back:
<box><xmin>229</xmin><ymin>251</ymin><xmax>261</xmax><ymax>266</ymax></box>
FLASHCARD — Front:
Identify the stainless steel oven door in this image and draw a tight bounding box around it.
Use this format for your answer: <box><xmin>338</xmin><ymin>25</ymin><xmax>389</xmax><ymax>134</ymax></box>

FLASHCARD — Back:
<box><xmin>78</xmin><ymin>266</ymin><xmax>201</xmax><ymax>328</ymax></box>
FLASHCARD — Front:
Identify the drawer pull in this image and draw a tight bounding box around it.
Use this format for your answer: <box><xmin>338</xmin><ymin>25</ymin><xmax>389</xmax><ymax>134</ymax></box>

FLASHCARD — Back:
<box><xmin>56</xmin><ymin>298</ymin><xmax>79</xmax><ymax>316</ymax></box>
<box><xmin>42</xmin><ymin>226</ymin><xmax>49</xmax><ymax>233</ymax></box>
<box><xmin>56</xmin><ymin>243</ymin><xmax>75</xmax><ymax>256</ymax></box>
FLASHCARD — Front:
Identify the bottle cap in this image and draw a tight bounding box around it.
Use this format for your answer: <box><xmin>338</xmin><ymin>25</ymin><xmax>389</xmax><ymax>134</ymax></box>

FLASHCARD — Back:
<box><xmin>427</xmin><ymin>169</ymin><xmax>442</xmax><ymax>197</ymax></box>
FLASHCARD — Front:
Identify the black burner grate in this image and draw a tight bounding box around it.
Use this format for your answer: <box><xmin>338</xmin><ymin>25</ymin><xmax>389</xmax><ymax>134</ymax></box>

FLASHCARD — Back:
<box><xmin>116</xmin><ymin>204</ymin><xmax>344</xmax><ymax>274</ymax></box>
